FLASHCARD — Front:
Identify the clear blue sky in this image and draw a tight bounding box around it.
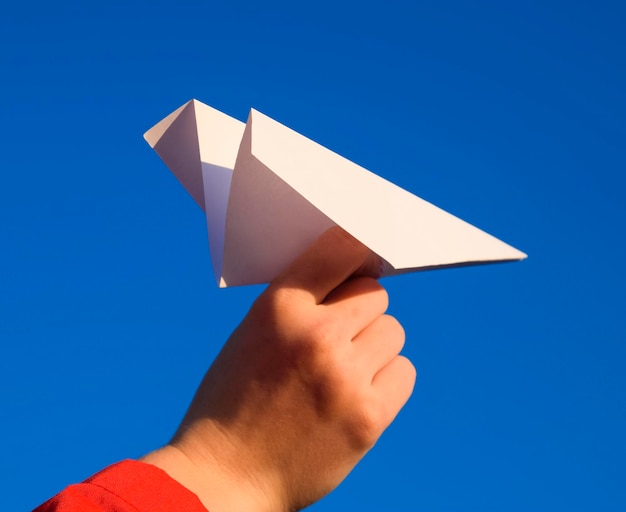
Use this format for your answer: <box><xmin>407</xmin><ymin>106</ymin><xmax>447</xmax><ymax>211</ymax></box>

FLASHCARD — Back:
<box><xmin>2</xmin><ymin>1</ymin><xmax>625</xmax><ymax>510</ymax></box>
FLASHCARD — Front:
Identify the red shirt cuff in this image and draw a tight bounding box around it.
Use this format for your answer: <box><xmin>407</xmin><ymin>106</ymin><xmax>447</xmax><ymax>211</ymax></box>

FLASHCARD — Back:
<box><xmin>35</xmin><ymin>459</ymin><xmax>208</xmax><ymax>512</ymax></box>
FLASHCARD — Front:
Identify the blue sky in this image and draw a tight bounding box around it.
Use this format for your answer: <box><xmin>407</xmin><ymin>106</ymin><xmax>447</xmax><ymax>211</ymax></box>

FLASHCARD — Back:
<box><xmin>2</xmin><ymin>1</ymin><xmax>625</xmax><ymax>510</ymax></box>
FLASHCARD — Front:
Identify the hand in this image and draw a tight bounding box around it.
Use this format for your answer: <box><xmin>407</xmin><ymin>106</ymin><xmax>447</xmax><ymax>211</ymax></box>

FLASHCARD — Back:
<box><xmin>142</xmin><ymin>227</ymin><xmax>416</xmax><ymax>512</ymax></box>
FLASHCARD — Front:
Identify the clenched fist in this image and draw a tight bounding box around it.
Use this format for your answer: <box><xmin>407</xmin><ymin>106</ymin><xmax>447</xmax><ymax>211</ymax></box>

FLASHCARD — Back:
<box><xmin>142</xmin><ymin>227</ymin><xmax>416</xmax><ymax>512</ymax></box>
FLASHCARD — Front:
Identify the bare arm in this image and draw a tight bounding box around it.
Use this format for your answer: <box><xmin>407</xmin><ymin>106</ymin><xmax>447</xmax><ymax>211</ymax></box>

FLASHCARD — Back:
<box><xmin>142</xmin><ymin>227</ymin><xmax>416</xmax><ymax>512</ymax></box>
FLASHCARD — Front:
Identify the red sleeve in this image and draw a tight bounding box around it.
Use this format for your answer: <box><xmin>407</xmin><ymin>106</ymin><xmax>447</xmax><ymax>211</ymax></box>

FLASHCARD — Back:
<box><xmin>34</xmin><ymin>459</ymin><xmax>208</xmax><ymax>512</ymax></box>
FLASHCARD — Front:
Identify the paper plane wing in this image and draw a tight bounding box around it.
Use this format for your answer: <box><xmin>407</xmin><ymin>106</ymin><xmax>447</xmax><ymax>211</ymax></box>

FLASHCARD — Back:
<box><xmin>144</xmin><ymin>99</ymin><xmax>526</xmax><ymax>287</ymax></box>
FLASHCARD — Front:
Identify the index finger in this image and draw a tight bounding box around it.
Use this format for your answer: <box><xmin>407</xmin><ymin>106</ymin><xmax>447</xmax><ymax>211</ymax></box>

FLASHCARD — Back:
<box><xmin>270</xmin><ymin>226</ymin><xmax>382</xmax><ymax>304</ymax></box>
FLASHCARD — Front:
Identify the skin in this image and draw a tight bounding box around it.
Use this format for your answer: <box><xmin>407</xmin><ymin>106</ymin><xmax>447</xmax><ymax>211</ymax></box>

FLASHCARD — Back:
<box><xmin>142</xmin><ymin>227</ymin><xmax>416</xmax><ymax>512</ymax></box>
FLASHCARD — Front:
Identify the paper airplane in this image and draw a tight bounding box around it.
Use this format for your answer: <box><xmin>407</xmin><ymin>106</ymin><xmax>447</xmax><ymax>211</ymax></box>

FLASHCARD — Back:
<box><xmin>144</xmin><ymin>99</ymin><xmax>526</xmax><ymax>287</ymax></box>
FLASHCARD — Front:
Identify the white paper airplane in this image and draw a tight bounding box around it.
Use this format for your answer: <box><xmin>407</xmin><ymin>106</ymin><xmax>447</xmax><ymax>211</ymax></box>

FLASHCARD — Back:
<box><xmin>144</xmin><ymin>99</ymin><xmax>526</xmax><ymax>287</ymax></box>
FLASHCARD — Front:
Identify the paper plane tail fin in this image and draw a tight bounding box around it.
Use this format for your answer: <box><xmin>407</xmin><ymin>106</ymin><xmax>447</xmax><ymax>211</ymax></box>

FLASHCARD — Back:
<box><xmin>144</xmin><ymin>100</ymin><xmax>205</xmax><ymax>209</ymax></box>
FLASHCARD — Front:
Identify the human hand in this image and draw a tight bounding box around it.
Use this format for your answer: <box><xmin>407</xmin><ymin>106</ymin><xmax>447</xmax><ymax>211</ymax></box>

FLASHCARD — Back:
<box><xmin>142</xmin><ymin>227</ymin><xmax>416</xmax><ymax>512</ymax></box>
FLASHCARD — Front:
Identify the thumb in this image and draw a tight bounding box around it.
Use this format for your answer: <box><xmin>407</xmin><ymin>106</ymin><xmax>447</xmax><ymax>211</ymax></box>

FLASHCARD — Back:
<box><xmin>269</xmin><ymin>227</ymin><xmax>382</xmax><ymax>305</ymax></box>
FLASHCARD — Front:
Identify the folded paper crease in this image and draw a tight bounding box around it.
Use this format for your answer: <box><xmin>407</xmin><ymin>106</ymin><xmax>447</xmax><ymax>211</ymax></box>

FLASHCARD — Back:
<box><xmin>144</xmin><ymin>99</ymin><xmax>526</xmax><ymax>287</ymax></box>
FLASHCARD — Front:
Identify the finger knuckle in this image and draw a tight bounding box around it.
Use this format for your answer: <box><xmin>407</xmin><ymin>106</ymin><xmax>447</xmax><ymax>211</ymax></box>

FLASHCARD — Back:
<box><xmin>289</xmin><ymin>315</ymin><xmax>343</xmax><ymax>371</ymax></box>
<box><xmin>360</xmin><ymin>277</ymin><xmax>388</xmax><ymax>305</ymax></box>
<box><xmin>345</xmin><ymin>400</ymin><xmax>385</xmax><ymax>449</ymax></box>
<box><xmin>398</xmin><ymin>355</ymin><xmax>417</xmax><ymax>383</ymax></box>
<box><xmin>384</xmin><ymin>315</ymin><xmax>406</xmax><ymax>351</ymax></box>
<box><xmin>376</xmin><ymin>284</ymin><xmax>390</xmax><ymax>312</ymax></box>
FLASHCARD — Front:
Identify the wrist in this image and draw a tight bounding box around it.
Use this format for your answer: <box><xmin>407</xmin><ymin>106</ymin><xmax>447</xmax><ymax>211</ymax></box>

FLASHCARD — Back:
<box><xmin>141</xmin><ymin>425</ymin><xmax>284</xmax><ymax>512</ymax></box>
